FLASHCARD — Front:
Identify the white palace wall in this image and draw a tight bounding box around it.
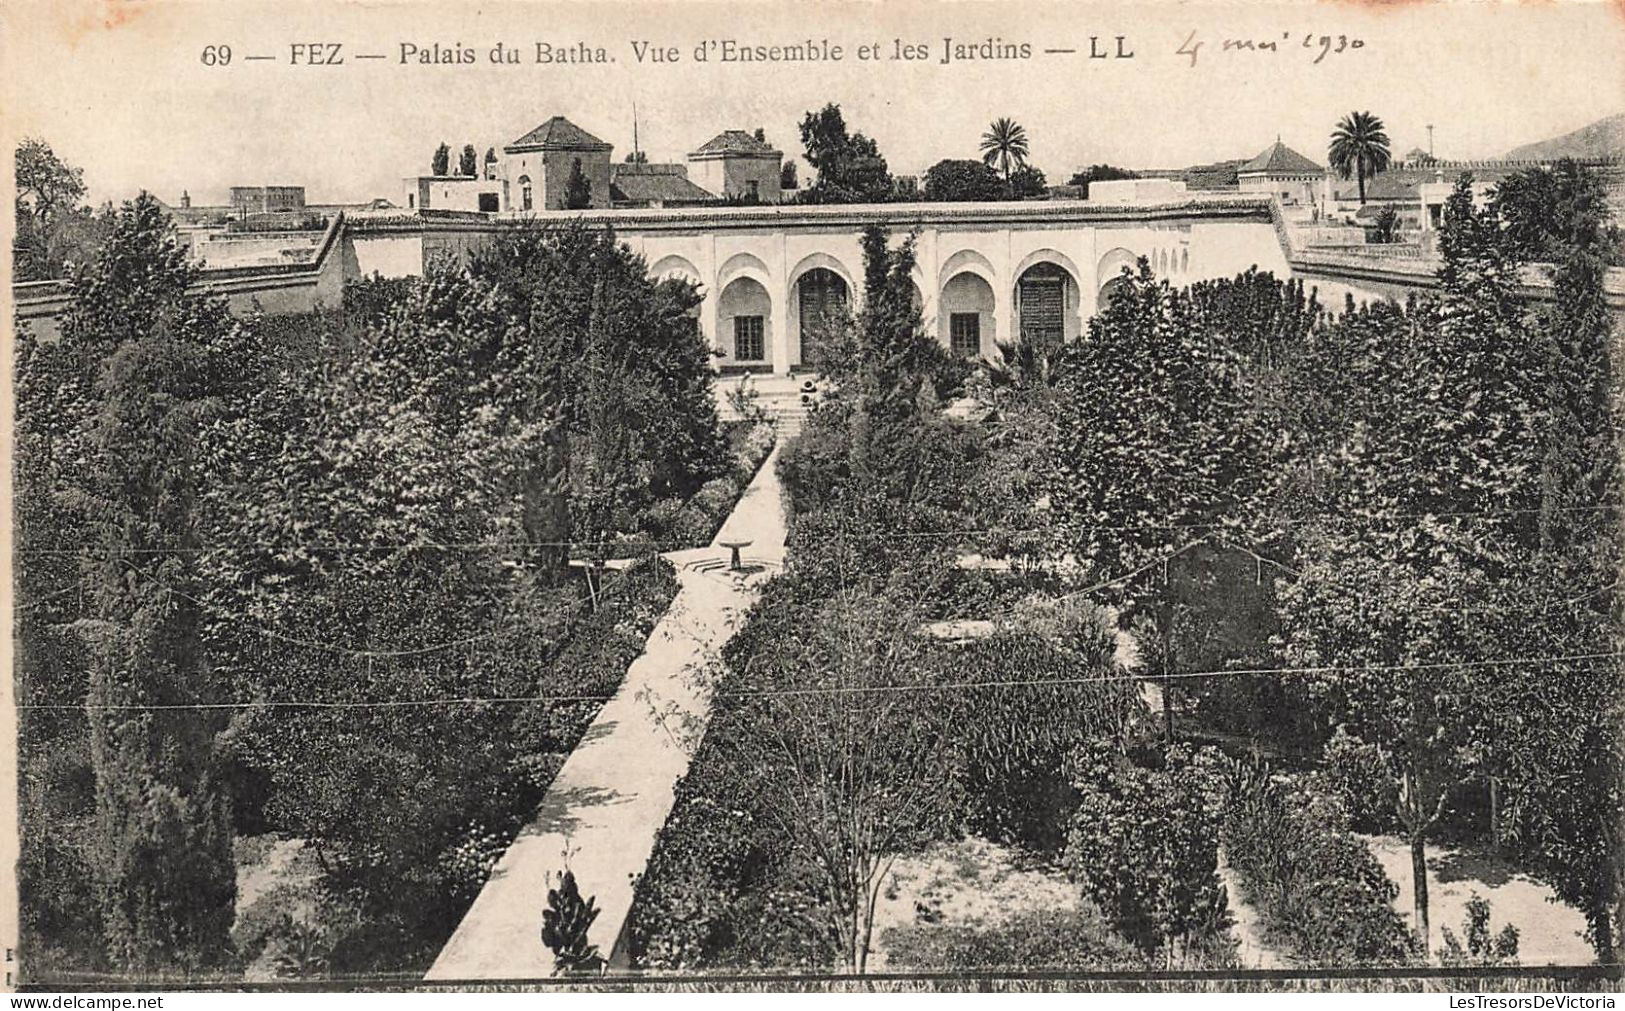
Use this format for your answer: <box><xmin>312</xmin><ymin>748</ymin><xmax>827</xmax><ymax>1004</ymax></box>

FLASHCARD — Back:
<box><xmin>343</xmin><ymin>198</ymin><xmax>1291</xmax><ymax>374</ymax></box>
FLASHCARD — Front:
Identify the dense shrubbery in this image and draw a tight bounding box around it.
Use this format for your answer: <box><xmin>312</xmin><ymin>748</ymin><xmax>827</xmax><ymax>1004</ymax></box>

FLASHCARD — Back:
<box><xmin>231</xmin><ymin>557</ymin><xmax>677</xmax><ymax>973</ymax></box>
<box><xmin>637</xmin><ymin>420</ymin><xmax>776</xmax><ymax>548</ymax></box>
<box><xmin>881</xmin><ymin>908</ymin><xmax>1145</xmax><ymax>971</ymax></box>
<box><xmin>1063</xmin><ymin>742</ymin><xmax>1233</xmax><ymax>964</ymax></box>
<box><xmin>1220</xmin><ymin>759</ymin><xmax>1418</xmax><ymax>967</ymax></box>
<box><xmin>14</xmin><ymin>202</ymin><xmax>723</xmax><ymax>978</ymax></box>
<box><xmin>628</xmin><ymin>226</ymin><xmax>1142</xmax><ymax>971</ymax></box>
<box><xmin>629</xmin><ymin>603</ymin><xmax>1137</xmax><ymax>970</ymax></box>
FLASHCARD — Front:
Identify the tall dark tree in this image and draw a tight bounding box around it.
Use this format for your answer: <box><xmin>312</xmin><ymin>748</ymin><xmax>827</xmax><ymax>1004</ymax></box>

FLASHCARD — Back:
<box><xmin>13</xmin><ymin>138</ymin><xmax>104</xmax><ymax>281</ymax></box>
<box><xmin>922</xmin><ymin>159</ymin><xmax>1004</xmax><ymax>202</ymax></box>
<box><xmin>797</xmin><ymin>104</ymin><xmax>893</xmax><ymax>204</ymax></box>
<box><xmin>1493</xmin><ymin>158</ymin><xmax>1625</xmax><ymax>267</ymax></box>
<box><xmin>458</xmin><ymin>144</ymin><xmax>478</xmax><ymax>177</ymax></box>
<box><xmin>431</xmin><ymin>142</ymin><xmax>450</xmax><ymax>176</ymax></box>
<box><xmin>1328</xmin><ymin>111</ymin><xmax>1392</xmax><ymax>204</ymax></box>
<box><xmin>564</xmin><ymin>158</ymin><xmax>593</xmax><ymax>209</ymax></box>
<box><xmin>1007</xmin><ymin>164</ymin><xmax>1048</xmax><ymax>200</ymax></box>
<box><xmin>779</xmin><ymin>161</ymin><xmax>799</xmax><ymax>191</ymax></box>
<box><xmin>50</xmin><ymin>194</ymin><xmax>238</xmax><ymax>972</ymax></box>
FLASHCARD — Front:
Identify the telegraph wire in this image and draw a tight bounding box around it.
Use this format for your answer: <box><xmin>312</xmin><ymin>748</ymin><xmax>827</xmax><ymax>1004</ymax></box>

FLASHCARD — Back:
<box><xmin>13</xmin><ymin>502</ymin><xmax>1621</xmax><ymax>556</ymax></box>
<box><xmin>16</xmin><ymin>648</ymin><xmax>1622</xmax><ymax>712</ymax></box>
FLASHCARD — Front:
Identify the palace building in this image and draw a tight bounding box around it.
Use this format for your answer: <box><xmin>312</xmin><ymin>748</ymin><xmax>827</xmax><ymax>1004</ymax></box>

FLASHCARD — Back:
<box><xmin>403</xmin><ymin>117</ymin><xmax>787</xmax><ymax>213</ymax></box>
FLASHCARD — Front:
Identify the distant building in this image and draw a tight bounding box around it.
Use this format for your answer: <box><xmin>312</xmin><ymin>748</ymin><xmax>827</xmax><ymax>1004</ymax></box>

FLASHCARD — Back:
<box><xmin>501</xmin><ymin>116</ymin><xmax>614</xmax><ymax>211</ymax></box>
<box><xmin>1236</xmin><ymin>141</ymin><xmax>1324</xmax><ymax>207</ymax></box>
<box><xmin>609</xmin><ymin>163</ymin><xmax>716</xmax><ymax>208</ymax></box>
<box><xmin>230</xmin><ymin>185</ymin><xmax>306</xmax><ymax>216</ymax></box>
<box><xmin>1089</xmin><ymin>178</ymin><xmax>1188</xmax><ymax>204</ymax></box>
<box><xmin>403</xmin><ymin>176</ymin><xmax>501</xmax><ymax>213</ymax></box>
<box><xmin>687</xmin><ymin>130</ymin><xmax>783</xmax><ymax>204</ymax></box>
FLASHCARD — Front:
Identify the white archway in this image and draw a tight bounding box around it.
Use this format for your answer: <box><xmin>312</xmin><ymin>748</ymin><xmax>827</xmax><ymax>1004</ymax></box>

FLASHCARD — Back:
<box><xmin>649</xmin><ymin>253</ymin><xmax>702</xmax><ymax>285</ymax></box>
<box><xmin>1096</xmin><ymin>246</ymin><xmax>1140</xmax><ymax>292</ymax></box>
<box><xmin>716</xmin><ymin>275</ymin><xmax>773</xmax><ymax>369</ymax></box>
<box><xmin>1012</xmin><ymin>249</ymin><xmax>1083</xmax><ymax>344</ymax></box>
<box><xmin>939</xmin><ymin>271</ymin><xmax>996</xmax><ymax>357</ymax></box>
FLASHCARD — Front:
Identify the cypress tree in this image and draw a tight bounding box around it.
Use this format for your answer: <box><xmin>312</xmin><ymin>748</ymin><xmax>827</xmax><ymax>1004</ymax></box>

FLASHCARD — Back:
<box><xmin>68</xmin><ymin>195</ymin><xmax>237</xmax><ymax>973</ymax></box>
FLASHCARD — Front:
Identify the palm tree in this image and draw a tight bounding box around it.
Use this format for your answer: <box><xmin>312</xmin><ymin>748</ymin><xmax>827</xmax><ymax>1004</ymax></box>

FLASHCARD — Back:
<box><xmin>1328</xmin><ymin>111</ymin><xmax>1392</xmax><ymax>204</ymax></box>
<box><xmin>980</xmin><ymin>117</ymin><xmax>1030</xmax><ymax>190</ymax></box>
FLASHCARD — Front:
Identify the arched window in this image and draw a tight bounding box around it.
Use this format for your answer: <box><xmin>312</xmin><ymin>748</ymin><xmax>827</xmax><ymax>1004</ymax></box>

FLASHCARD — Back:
<box><xmin>1016</xmin><ymin>261</ymin><xmax>1074</xmax><ymax>346</ymax></box>
<box><xmin>796</xmin><ymin>267</ymin><xmax>849</xmax><ymax>365</ymax></box>
<box><xmin>518</xmin><ymin>174</ymin><xmax>533</xmax><ymax>211</ymax></box>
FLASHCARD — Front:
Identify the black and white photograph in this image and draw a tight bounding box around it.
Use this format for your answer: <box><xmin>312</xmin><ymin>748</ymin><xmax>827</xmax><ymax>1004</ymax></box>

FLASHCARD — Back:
<box><xmin>3</xmin><ymin>0</ymin><xmax>1624</xmax><ymax>997</ymax></box>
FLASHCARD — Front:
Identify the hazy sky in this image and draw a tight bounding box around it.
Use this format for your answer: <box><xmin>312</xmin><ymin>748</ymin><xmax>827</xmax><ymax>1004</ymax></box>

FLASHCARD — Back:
<box><xmin>4</xmin><ymin>0</ymin><xmax>1623</xmax><ymax>206</ymax></box>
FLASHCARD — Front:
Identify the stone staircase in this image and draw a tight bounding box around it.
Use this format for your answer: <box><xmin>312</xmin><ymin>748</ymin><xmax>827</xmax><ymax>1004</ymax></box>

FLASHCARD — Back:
<box><xmin>715</xmin><ymin>371</ymin><xmax>821</xmax><ymax>438</ymax></box>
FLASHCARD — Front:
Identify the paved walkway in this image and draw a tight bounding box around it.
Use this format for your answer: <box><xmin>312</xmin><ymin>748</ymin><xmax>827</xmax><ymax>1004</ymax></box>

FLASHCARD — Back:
<box><xmin>424</xmin><ymin>448</ymin><xmax>789</xmax><ymax>981</ymax></box>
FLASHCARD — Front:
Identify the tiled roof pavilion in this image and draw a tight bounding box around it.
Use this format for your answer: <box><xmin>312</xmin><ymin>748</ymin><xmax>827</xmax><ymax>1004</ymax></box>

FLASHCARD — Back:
<box><xmin>689</xmin><ymin>130</ymin><xmax>781</xmax><ymax>159</ymax></box>
<box><xmin>506</xmin><ymin>116</ymin><xmax>613</xmax><ymax>153</ymax></box>
<box><xmin>609</xmin><ymin>163</ymin><xmax>717</xmax><ymax>204</ymax></box>
<box><xmin>1239</xmin><ymin>140</ymin><xmax>1324</xmax><ymax>176</ymax></box>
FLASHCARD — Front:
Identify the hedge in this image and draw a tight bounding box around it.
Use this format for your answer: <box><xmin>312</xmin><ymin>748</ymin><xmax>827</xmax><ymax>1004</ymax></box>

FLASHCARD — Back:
<box><xmin>1220</xmin><ymin>757</ymin><xmax>1419</xmax><ymax>967</ymax></box>
<box><xmin>638</xmin><ymin>421</ymin><xmax>776</xmax><ymax>549</ymax></box>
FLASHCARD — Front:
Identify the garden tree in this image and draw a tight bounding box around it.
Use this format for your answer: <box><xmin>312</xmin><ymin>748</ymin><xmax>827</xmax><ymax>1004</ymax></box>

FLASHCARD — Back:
<box><xmin>1006</xmin><ymin>164</ymin><xmax>1048</xmax><ymax>200</ymax></box>
<box><xmin>722</xmin><ymin>593</ymin><xmax>955</xmax><ymax>971</ymax></box>
<box><xmin>40</xmin><ymin>194</ymin><xmax>239</xmax><ymax>972</ymax></box>
<box><xmin>484</xmin><ymin>147</ymin><xmax>498</xmax><ymax>173</ymax></box>
<box><xmin>431</xmin><ymin>142</ymin><xmax>450</xmax><ymax>176</ymax></box>
<box><xmin>624</xmin><ymin>149</ymin><xmax>649</xmax><ymax>164</ymax></box>
<box><xmin>1467</xmin><ymin>163</ymin><xmax>1624</xmax><ymax>958</ymax></box>
<box><xmin>1274</xmin><ymin>546</ymin><xmax>1484</xmax><ymax>959</ymax></box>
<box><xmin>797</xmin><ymin>103</ymin><xmax>893</xmax><ymax>204</ymax></box>
<box><xmin>979</xmin><ymin>117</ymin><xmax>1030</xmax><ymax>188</ymax></box>
<box><xmin>922</xmin><ymin>159</ymin><xmax>1004</xmax><ymax>202</ymax></box>
<box><xmin>1367</xmin><ymin>206</ymin><xmax>1401</xmax><ymax>244</ymax></box>
<box><xmin>14</xmin><ymin>138</ymin><xmax>105</xmax><ymax>281</ymax></box>
<box><xmin>564</xmin><ymin>158</ymin><xmax>593</xmax><ymax>209</ymax></box>
<box><xmin>1068</xmin><ymin>164</ymin><xmax>1139</xmax><ymax>197</ymax></box>
<box><xmin>462</xmin><ymin>222</ymin><xmax>727</xmax><ymax>540</ymax></box>
<box><xmin>1271</xmin><ymin>178</ymin><xmax>1559</xmax><ymax>958</ymax></box>
<box><xmin>1048</xmin><ymin>262</ymin><xmax>1250</xmax><ymax>575</ymax></box>
<box><xmin>204</xmin><ymin>226</ymin><xmax>722</xmax><ymax>962</ymax></box>
<box><xmin>1493</xmin><ymin>158</ymin><xmax>1625</xmax><ymax>267</ymax></box>
<box><xmin>1328</xmin><ymin>111</ymin><xmax>1392</xmax><ymax>204</ymax></box>
<box><xmin>779</xmin><ymin>160</ymin><xmax>798</xmax><ymax>191</ymax></box>
<box><xmin>458</xmin><ymin>144</ymin><xmax>478</xmax><ymax>177</ymax></box>
<box><xmin>1063</xmin><ymin>742</ymin><xmax>1231</xmax><ymax>964</ymax></box>
<box><xmin>1045</xmin><ymin>262</ymin><xmax>1281</xmax><ymax>740</ymax></box>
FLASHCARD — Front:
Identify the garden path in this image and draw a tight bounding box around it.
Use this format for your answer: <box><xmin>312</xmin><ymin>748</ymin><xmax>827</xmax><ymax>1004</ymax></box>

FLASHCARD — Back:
<box><xmin>423</xmin><ymin>448</ymin><xmax>789</xmax><ymax>981</ymax></box>
<box><xmin>1215</xmin><ymin>848</ymin><xmax>1287</xmax><ymax>969</ymax></box>
<box><xmin>1362</xmin><ymin>835</ymin><xmax>1594</xmax><ymax>965</ymax></box>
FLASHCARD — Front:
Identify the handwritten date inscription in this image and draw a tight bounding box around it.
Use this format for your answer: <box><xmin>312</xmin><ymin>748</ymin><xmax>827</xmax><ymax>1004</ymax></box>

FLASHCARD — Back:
<box><xmin>1177</xmin><ymin>30</ymin><xmax>1365</xmax><ymax>67</ymax></box>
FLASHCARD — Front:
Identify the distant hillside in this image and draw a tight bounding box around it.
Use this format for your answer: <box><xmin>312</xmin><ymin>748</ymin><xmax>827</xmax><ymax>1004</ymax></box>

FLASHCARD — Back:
<box><xmin>1505</xmin><ymin>113</ymin><xmax>1625</xmax><ymax>161</ymax></box>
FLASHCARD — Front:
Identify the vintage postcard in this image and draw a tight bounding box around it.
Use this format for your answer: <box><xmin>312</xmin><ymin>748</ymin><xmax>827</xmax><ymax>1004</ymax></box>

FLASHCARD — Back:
<box><xmin>3</xmin><ymin>0</ymin><xmax>1623</xmax><ymax>997</ymax></box>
